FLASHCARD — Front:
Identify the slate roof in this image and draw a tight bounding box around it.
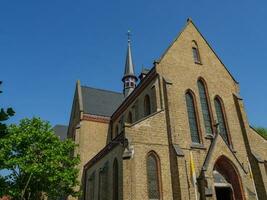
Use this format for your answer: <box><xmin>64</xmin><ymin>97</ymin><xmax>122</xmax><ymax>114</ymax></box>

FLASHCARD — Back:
<box><xmin>53</xmin><ymin>125</ymin><xmax>68</xmax><ymax>141</ymax></box>
<box><xmin>81</xmin><ymin>86</ymin><xmax>124</xmax><ymax>117</ymax></box>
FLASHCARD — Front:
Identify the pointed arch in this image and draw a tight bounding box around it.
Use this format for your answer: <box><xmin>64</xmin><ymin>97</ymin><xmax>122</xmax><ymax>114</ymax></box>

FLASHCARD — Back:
<box><xmin>113</xmin><ymin>158</ymin><xmax>119</xmax><ymax>200</ymax></box>
<box><xmin>192</xmin><ymin>40</ymin><xmax>201</xmax><ymax>64</ymax></box>
<box><xmin>214</xmin><ymin>155</ymin><xmax>245</xmax><ymax>200</ymax></box>
<box><xmin>147</xmin><ymin>151</ymin><xmax>162</xmax><ymax>200</ymax></box>
<box><xmin>185</xmin><ymin>90</ymin><xmax>202</xmax><ymax>144</ymax></box>
<box><xmin>214</xmin><ymin>96</ymin><xmax>231</xmax><ymax>146</ymax></box>
<box><xmin>127</xmin><ymin>111</ymin><xmax>133</xmax><ymax>123</ymax></box>
<box><xmin>197</xmin><ymin>78</ymin><xmax>214</xmax><ymax>136</ymax></box>
<box><xmin>144</xmin><ymin>94</ymin><xmax>151</xmax><ymax>117</ymax></box>
<box><xmin>115</xmin><ymin>125</ymin><xmax>119</xmax><ymax>138</ymax></box>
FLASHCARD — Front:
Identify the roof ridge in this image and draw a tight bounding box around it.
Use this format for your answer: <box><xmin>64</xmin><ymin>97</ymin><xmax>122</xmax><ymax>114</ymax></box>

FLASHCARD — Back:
<box><xmin>81</xmin><ymin>85</ymin><xmax>123</xmax><ymax>95</ymax></box>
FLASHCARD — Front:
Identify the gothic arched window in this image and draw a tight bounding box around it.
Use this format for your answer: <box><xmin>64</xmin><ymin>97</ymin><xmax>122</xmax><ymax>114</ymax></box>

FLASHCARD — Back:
<box><xmin>87</xmin><ymin>172</ymin><xmax>95</xmax><ymax>200</ymax></box>
<box><xmin>99</xmin><ymin>162</ymin><xmax>109</xmax><ymax>200</ymax></box>
<box><xmin>113</xmin><ymin>159</ymin><xmax>119</xmax><ymax>200</ymax></box>
<box><xmin>185</xmin><ymin>91</ymin><xmax>201</xmax><ymax>143</ymax></box>
<box><xmin>192</xmin><ymin>41</ymin><xmax>201</xmax><ymax>64</ymax></box>
<box><xmin>115</xmin><ymin>125</ymin><xmax>119</xmax><ymax>138</ymax></box>
<box><xmin>127</xmin><ymin>111</ymin><xmax>133</xmax><ymax>123</ymax></box>
<box><xmin>214</xmin><ymin>97</ymin><xmax>230</xmax><ymax>144</ymax></box>
<box><xmin>144</xmin><ymin>95</ymin><xmax>151</xmax><ymax>117</ymax></box>
<box><xmin>197</xmin><ymin>79</ymin><xmax>213</xmax><ymax>136</ymax></box>
<box><xmin>147</xmin><ymin>152</ymin><xmax>161</xmax><ymax>200</ymax></box>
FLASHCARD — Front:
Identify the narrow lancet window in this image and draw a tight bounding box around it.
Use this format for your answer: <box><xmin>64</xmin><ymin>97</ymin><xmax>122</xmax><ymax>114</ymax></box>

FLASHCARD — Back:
<box><xmin>198</xmin><ymin>80</ymin><xmax>213</xmax><ymax>135</ymax></box>
<box><xmin>144</xmin><ymin>95</ymin><xmax>151</xmax><ymax>117</ymax></box>
<box><xmin>127</xmin><ymin>112</ymin><xmax>133</xmax><ymax>123</ymax></box>
<box><xmin>214</xmin><ymin>97</ymin><xmax>230</xmax><ymax>144</ymax></box>
<box><xmin>147</xmin><ymin>152</ymin><xmax>161</xmax><ymax>200</ymax></box>
<box><xmin>113</xmin><ymin>159</ymin><xmax>119</xmax><ymax>200</ymax></box>
<box><xmin>192</xmin><ymin>41</ymin><xmax>201</xmax><ymax>64</ymax></box>
<box><xmin>186</xmin><ymin>91</ymin><xmax>201</xmax><ymax>143</ymax></box>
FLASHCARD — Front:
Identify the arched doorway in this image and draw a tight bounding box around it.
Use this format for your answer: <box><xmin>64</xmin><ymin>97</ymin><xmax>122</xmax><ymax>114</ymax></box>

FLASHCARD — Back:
<box><xmin>213</xmin><ymin>156</ymin><xmax>244</xmax><ymax>200</ymax></box>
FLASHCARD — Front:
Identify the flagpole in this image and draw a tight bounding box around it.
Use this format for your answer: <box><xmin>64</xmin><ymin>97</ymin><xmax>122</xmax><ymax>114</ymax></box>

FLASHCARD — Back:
<box><xmin>190</xmin><ymin>151</ymin><xmax>198</xmax><ymax>200</ymax></box>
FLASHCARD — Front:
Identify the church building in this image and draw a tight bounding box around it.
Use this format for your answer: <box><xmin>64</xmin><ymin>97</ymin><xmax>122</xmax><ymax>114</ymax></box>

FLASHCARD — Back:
<box><xmin>66</xmin><ymin>19</ymin><xmax>267</xmax><ymax>200</ymax></box>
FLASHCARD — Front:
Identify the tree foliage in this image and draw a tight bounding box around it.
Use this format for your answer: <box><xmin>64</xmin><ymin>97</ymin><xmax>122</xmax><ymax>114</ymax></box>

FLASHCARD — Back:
<box><xmin>0</xmin><ymin>117</ymin><xmax>80</xmax><ymax>200</ymax></box>
<box><xmin>254</xmin><ymin>127</ymin><xmax>267</xmax><ymax>140</ymax></box>
<box><xmin>0</xmin><ymin>81</ymin><xmax>15</xmax><ymax>137</ymax></box>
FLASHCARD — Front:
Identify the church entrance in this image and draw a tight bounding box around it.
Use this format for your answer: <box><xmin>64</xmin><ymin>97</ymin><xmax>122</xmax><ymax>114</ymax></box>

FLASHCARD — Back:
<box><xmin>215</xmin><ymin>186</ymin><xmax>233</xmax><ymax>200</ymax></box>
<box><xmin>213</xmin><ymin>156</ymin><xmax>244</xmax><ymax>200</ymax></box>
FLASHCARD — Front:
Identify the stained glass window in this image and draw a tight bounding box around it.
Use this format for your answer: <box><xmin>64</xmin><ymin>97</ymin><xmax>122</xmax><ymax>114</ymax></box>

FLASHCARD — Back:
<box><xmin>186</xmin><ymin>92</ymin><xmax>201</xmax><ymax>143</ymax></box>
<box><xmin>198</xmin><ymin>80</ymin><xmax>213</xmax><ymax>135</ymax></box>
<box><xmin>147</xmin><ymin>153</ymin><xmax>161</xmax><ymax>200</ymax></box>
<box><xmin>214</xmin><ymin>97</ymin><xmax>229</xmax><ymax>144</ymax></box>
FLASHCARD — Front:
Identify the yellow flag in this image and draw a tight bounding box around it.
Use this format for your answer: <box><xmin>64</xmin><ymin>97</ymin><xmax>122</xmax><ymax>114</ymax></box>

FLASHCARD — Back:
<box><xmin>190</xmin><ymin>151</ymin><xmax>198</xmax><ymax>200</ymax></box>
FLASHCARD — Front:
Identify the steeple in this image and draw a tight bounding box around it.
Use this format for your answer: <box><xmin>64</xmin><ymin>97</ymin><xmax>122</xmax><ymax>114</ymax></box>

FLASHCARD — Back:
<box><xmin>122</xmin><ymin>30</ymin><xmax>137</xmax><ymax>97</ymax></box>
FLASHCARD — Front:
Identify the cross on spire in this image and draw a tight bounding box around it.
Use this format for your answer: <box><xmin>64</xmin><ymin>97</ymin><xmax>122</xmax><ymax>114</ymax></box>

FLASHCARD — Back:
<box><xmin>127</xmin><ymin>30</ymin><xmax>131</xmax><ymax>43</ymax></box>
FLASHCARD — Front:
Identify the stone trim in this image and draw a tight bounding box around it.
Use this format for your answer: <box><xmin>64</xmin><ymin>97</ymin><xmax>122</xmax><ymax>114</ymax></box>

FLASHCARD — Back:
<box><xmin>82</xmin><ymin>114</ymin><xmax>110</xmax><ymax>124</ymax></box>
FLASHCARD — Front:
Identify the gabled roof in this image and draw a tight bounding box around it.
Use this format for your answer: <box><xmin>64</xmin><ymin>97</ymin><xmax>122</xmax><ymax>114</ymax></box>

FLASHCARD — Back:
<box><xmin>53</xmin><ymin>125</ymin><xmax>68</xmax><ymax>141</ymax></box>
<box><xmin>81</xmin><ymin>86</ymin><xmax>124</xmax><ymax>117</ymax></box>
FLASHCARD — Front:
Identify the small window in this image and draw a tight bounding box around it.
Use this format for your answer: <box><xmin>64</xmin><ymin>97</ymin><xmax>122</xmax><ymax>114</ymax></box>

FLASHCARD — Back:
<box><xmin>192</xmin><ymin>47</ymin><xmax>201</xmax><ymax>63</ymax></box>
<box><xmin>144</xmin><ymin>95</ymin><xmax>151</xmax><ymax>117</ymax></box>
<box><xmin>185</xmin><ymin>91</ymin><xmax>201</xmax><ymax>143</ymax></box>
<box><xmin>125</xmin><ymin>82</ymin><xmax>130</xmax><ymax>87</ymax></box>
<box><xmin>115</xmin><ymin>125</ymin><xmax>119</xmax><ymax>138</ymax></box>
<box><xmin>127</xmin><ymin>112</ymin><xmax>133</xmax><ymax>123</ymax></box>
<box><xmin>192</xmin><ymin>41</ymin><xmax>201</xmax><ymax>64</ymax></box>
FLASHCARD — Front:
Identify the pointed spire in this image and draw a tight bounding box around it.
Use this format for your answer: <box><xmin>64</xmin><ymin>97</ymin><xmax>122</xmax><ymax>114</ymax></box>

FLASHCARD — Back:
<box><xmin>123</xmin><ymin>31</ymin><xmax>136</xmax><ymax>79</ymax></box>
<box><xmin>122</xmin><ymin>30</ymin><xmax>137</xmax><ymax>97</ymax></box>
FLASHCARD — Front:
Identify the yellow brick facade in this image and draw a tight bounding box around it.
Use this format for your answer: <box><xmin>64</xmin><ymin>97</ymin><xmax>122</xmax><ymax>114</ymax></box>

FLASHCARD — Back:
<box><xmin>68</xmin><ymin>19</ymin><xmax>267</xmax><ymax>200</ymax></box>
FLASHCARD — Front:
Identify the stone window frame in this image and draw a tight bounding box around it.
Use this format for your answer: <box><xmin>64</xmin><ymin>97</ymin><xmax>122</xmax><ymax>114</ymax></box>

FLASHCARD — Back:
<box><xmin>98</xmin><ymin>161</ymin><xmax>109</xmax><ymax>200</ymax></box>
<box><xmin>185</xmin><ymin>89</ymin><xmax>203</xmax><ymax>144</ymax></box>
<box><xmin>146</xmin><ymin>151</ymin><xmax>162</xmax><ymax>200</ymax></box>
<box><xmin>214</xmin><ymin>95</ymin><xmax>233</xmax><ymax>147</ymax></box>
<box><xmin>87</xmin><ymin>171</ymin><xmax>96</xmax><ymax>200</ymax></box>
<box><xmin>197</xmin><ymin>77</ymin><xmax>216</xmax><ymax>137</ymax></box>
<box><xmin>192</xmin><ymin>40</ymin><xmax>202</xmax><ymax>64</ymax></box>
<box><xmin>113</xmin><ymin>158</ymin><xmax>119</xmax><ymax>200</ymax></box>
<box><xmin>127</xmin><ymin>111</ymin><xmax>133</xmax><ymax>124</ymax></box>
<box><xmin>144</xmin><ymin>94</ymin><xmax>152</xmax><ymax>117</ymax></box>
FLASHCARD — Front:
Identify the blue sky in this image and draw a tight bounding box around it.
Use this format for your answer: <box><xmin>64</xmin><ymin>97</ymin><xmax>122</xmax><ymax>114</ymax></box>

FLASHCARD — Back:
<box><xmin>0</xmin><ymin>0</ymin><xmax>266</xmax><ymax>127</ymax></box>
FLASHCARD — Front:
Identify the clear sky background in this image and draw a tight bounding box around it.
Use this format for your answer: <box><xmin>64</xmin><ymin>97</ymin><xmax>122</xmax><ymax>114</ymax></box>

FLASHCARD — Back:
<box><xmin>0</xmin><ymin>0</ymin><xmax>266</xmax><ymax>127</ymax></box>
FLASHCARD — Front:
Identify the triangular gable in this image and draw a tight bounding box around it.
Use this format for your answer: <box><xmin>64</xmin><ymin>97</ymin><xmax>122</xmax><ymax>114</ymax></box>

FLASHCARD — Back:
<box><xmin>67</xmin><ymin>80</ymin><xmax>83</xmax><ymax>137</ymax></box>
<box><xmin>157</xmin><ymin>18</ymin><xmax>238</xmax><ymax>84</ymax></box>
<box><xmin>202</xmin><ymin>133</ymin><xmax>247</xmax><ymax>174</ymax></box>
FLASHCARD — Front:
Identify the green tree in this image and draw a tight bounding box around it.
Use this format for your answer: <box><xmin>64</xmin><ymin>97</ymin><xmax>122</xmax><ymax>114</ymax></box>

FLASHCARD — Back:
<box><xmin>0</xmin><ymin>117</ymin><xmax>80</xmax><ymax>200</ymax></box>
<box><xmin>254</xmin><ymin>127</ymin><xmax>267</xmax><ymax>140</ymax></box>
<box><xmin>0</xmin><ymin>81</ymin><xmax>15</xmax><ymax>137</ymax></box>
